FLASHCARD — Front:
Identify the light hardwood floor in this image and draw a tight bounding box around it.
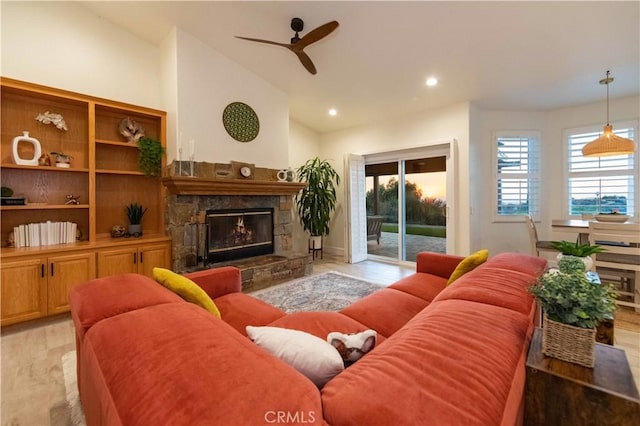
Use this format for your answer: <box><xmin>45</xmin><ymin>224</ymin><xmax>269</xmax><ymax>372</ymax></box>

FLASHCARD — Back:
<box><xmin>1</xmin><ymin>256</ymin><xmax>638</xmax><ymax>425</ymax></box>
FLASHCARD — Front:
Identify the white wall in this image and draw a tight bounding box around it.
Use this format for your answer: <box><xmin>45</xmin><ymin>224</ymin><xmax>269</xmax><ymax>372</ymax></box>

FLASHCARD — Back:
<box><xmin>545</xmin><ymin>95</ymin><xmax>640</xmax><ymax>242</ymax></box>
<box><xmin>319</xmin><ymin>102</ymin><xmax>472</xmax><ymax>256</ymax></box>
<box><xmin>474</xmin><ymin>109</ymin><xmax>547</xmax><ymax>255</ymax></box>
<box><xmin>1</xmin><ymin>1</ymin><xmax>161</xmax><ymax>109</ymax></box>
<box><xmin>475</xmin><ymin>95</ymin><xmax>640</xmax><ymax>255</ymax></box>
<box><xmin>170</xmin><ymin>29</ymin><xmax>289</xmax><ymax>168</ymax></box>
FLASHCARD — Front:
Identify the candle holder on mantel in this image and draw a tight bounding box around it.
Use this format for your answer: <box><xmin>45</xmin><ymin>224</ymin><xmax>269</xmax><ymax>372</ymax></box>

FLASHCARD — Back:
<box><xmin>172</xmin><ymin>160</ymin><xmax>196</xmax><ymax>177</ymax></box>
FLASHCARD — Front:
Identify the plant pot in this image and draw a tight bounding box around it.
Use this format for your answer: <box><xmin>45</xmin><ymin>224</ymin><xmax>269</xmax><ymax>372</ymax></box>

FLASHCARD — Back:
<box><xmin>542</xmin><ymin>316</ymin><xmax>596</xmax><ymax>368</ymax></box>
<box><xmin>309</xmin><ymin>235</ymin><xmax>322</xmax><ymax>250</ymax></box>
<box><xmin>556</xmin><ymin>253</ymin><xmax>593</xmax><ymax>272</ymax></box>
<box><xmin>128</xmin><ymin>224</ymin><xmax>142</xmax><ymax>237</ymax></box>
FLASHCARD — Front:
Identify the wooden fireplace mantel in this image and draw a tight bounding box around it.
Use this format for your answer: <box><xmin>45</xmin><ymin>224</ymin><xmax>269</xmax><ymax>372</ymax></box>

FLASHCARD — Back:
<box><xmin>162</xmin><ymin>176</ymin><xmax>306</xmax><ymax>196</ymax></box>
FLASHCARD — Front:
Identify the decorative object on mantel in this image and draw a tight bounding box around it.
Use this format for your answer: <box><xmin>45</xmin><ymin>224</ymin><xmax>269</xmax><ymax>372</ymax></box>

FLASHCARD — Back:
<box><xmin>231</xmin><ymin>161</ymin><xmax>255</xmax><ymax>180</ymax></box>
<box><xmin>277</xmin><ymin>167</ymin><xmax>295</xmax><ymax>182</ymax></box>
<box><xmin>528</xmin><ymin>269</ymin><xmax>617</xmax><ymax>367</ymax></box>
<box><xmin>222</xmin><ymin>102</ymin><xmax>260</xmax><ymax>142</ymax></box>
<box><xmin>119</xmin><ymin>117</ymin><xmax>145</xmax><ymax>142</ymax></box>
<box><xmin>582</xmin><ymin>70</ymin><xmax>635</xmax><ymax>157</ymax></box>
<box><xmin>125</xmin><ymin>203</ymin><xmax>147</xmax><ymax>237</ymax></box>
<box><xmin>295</xmin><ymin>157</ymin><xmax>340</xmax><ymax>255</ymax></box>
<box><xmin>12</xmin><ymin>131</ymin><xmax>42</xmax><ymax>166</ymax></box>
<box><xmin>137</xmin><ymin>137</ymin><xmax>165</xmax><ymax>177</ymax></box>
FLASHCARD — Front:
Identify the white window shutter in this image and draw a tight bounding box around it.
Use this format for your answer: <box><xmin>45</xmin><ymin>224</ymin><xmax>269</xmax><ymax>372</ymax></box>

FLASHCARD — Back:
<box><xmin>345</xmin><ymin>153</ymin><xmax>367</xmax><ymax>263</ymax></box>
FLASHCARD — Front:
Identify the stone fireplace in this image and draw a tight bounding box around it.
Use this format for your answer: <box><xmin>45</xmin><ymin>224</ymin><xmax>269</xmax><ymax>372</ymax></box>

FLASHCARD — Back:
<box><xmin>163</xmin><ymin>161</ymin><xmax>312</xmax><ymax>291</ymax></box>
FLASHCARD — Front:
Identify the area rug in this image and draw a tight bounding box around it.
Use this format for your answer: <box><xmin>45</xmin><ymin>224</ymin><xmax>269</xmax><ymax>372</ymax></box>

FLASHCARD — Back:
<box><xmin>61</xmin><ymin>350</ymin><xmax>86</xmax><ymax>426</ymax></box>
<box><xmin>250</xmin><ymin>271</ymin><xmax>385</xmax><ymax>312</ymax></box>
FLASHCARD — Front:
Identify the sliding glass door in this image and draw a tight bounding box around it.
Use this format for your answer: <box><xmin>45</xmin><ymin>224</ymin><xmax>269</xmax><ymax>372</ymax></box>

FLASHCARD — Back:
<box><xmin>366</xmin><ymin>157</ymin><xmax>447</xmax><ymax>262</ymax></box>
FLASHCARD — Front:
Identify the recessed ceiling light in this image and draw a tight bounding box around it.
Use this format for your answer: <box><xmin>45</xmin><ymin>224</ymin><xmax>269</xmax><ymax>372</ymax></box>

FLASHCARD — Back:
<box><xmin>426</xmin><ymin>77</ymin><xmax>438</xmax><ymax>87</ymax></box>
<box><xmin>328</xmin><ymin>108</ymin><xmax>338</xmax><ymax>116</ymax></box>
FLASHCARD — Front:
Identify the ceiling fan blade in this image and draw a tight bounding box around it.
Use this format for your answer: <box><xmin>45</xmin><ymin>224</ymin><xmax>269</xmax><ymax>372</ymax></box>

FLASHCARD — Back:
<box><xmin>293</xmin><ymin>50</ymin><xmax>317</xmax><ymax>75</ymax></box>
<box><xmin>235</xmin><ymin>36</ymin><xmax>291</xmax><ymax>48</ymax></box>
<box><xmin>294</xmin><ymin>21</ymin><xmax>339</xmax><ymax>50</ymax></box>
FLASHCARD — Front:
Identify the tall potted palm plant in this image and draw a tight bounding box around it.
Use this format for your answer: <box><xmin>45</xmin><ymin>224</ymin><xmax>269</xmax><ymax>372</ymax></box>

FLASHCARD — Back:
<box><xmin>295</xmin><ymin>157</ymin><xmax>340</xmax><ymax>251</ymax></box>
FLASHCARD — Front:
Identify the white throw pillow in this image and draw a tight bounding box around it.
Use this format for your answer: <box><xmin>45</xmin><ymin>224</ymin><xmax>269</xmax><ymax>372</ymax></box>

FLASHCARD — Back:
<box><xmin>246</xmin><ymin>325</ymin><xmax>344</xmax><ymax>388</ymax></box>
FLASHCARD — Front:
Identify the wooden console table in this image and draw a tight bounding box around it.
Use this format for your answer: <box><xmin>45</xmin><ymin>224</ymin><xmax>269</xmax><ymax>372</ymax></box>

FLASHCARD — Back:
<box><xmin>525</xmin><ymin>328</ymin><xmax>640</xmax><ymax>425</ymax></box>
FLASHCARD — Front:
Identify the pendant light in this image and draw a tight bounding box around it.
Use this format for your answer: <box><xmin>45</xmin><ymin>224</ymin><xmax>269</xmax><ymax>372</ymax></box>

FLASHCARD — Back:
<box><xmin>582</xmin><ymin>70</ymin><xmax>635</xmax><ymax>157</ymax></box>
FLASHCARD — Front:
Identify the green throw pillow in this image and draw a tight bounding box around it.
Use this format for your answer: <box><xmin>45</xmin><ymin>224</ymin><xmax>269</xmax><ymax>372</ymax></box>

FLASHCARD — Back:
<box><xmin>446</xmin><ymin>249</ymin><xmax>489</xmax><ymax>286</ymax></box>
<box><xmin>152</xmin><ymin>267</ymin><xmax>221</xmax><ymax>318</ymax></box>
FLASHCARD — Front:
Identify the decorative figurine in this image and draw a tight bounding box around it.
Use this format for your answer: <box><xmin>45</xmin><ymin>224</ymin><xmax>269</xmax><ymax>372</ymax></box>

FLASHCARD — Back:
<box><xmin>65</xmin><ymin>194</ymin><xmax>80</xmax><ymax>205</ymax></box>
<box><xmin>111</xmin><ymin>225</ymin><xmax>126</xmax><ymax>238</ymax></box>
<box><xmin>38</xmin><ymin>153</ymin><xmax>51</xmax><ymax>166</ymax></box>
<box><xmin>119</xmin><ymin>117</ymin><xmax>145</xmax><ymax>142</ymax></box>
<box><xmin>35</xmin><ymin>111</ymin><xmax>68</xmax><ymax>131</ymax></box>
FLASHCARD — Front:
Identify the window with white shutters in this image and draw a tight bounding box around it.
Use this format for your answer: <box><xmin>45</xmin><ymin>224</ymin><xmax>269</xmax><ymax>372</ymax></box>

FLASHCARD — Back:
<box><xmin>567</xmin><ymin>123</ymin><xmax>636</xmax><ymax>216</ymax></box>
<box><xmin>494</xmin><ymin>132</ymin><xmax>540</xmax><ymax>220</ymax></box>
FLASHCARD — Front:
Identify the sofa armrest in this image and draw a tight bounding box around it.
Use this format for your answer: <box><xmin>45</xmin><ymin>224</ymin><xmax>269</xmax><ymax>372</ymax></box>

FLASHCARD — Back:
<box><xmin>184</xmin><ymin>266</ymin><xmax>242</xmax><ymax>298</ymax></box>
<box><xmin>416</xmin><ymin>252</ymin><xmax>465</xmax><ymax>279</ymax></box>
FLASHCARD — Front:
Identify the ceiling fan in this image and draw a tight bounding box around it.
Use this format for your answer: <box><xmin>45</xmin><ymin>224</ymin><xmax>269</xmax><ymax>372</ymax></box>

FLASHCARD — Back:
<box><xmin>235</xmin><ymin>18</ymin><xmax>339</xmax><ymax>75</ymax></box>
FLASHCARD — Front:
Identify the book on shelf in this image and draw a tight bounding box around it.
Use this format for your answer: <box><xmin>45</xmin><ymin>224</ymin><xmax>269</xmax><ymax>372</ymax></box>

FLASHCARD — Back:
<box><xmin>12</xmin><ymin>221</ymin><xmax>77</xmax><ymax>248</ymax></box>
<box><xmin>1</xmin><ymin>197</ymin><xmax>26</xmax><ymax>206</ymax></box>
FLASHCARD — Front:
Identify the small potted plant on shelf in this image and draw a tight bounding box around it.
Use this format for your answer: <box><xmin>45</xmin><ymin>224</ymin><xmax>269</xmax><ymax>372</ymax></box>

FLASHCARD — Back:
<box><xmin>295</xmin><ymin>157</ymin><xmax>340</xmax><ymax>253</ymax></box>
<box><xmin>125</xmin><ymin>203</ymin><xmax>147</xmax><ymax>237</ymax></box>
<box><xmin>550</xmin><ymin>240</ymin><xmax>605</xmax><ymax>271</ymax></box>
<box><xmin>50</xmin><ymin>152</ymin><xmax>72</xmax><ymax>168</ymax></box>
<box><xmin>528</xmin><ymin>270</ymin><xmax>617</xmax><ymax>367</ymax></box>
<box><xmin>137</xmin><ymin>137</ymin><xmax>165</xmax><ymax>177</ymax></box>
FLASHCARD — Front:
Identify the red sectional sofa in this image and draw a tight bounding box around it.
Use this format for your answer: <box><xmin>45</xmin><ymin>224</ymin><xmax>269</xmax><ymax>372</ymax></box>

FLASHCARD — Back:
<box><xmin>69</xmin><ymin>252</ymin><xmax>546</xmax><ymax>426</ymax></box>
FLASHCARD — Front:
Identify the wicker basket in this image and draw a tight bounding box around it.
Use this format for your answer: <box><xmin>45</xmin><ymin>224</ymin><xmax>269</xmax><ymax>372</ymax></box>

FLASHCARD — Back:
<box><xmin>542</xmin><ymin>316</ymin><xmax>596</xmax><ymax>368</ymax></box>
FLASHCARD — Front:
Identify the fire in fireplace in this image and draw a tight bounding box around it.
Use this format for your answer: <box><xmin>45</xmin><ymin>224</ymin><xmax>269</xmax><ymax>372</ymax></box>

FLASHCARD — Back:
<box><xmin>206</xmin><ymin>208</ymin><xmax>274</xmax><ymax>263</ymax></box>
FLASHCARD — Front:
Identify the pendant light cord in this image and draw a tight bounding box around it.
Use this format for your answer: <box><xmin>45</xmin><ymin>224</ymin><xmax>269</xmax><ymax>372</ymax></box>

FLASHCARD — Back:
<box><xmin>605</xmin><ymin>70</ymin><xmax>610</xmax><ymax>126</ymax></box>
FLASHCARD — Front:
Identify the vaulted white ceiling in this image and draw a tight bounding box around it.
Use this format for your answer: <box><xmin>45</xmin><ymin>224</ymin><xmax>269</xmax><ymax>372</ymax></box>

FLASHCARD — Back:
<box><xmin>81</xmin><ymin>1</ymin><xmax>639</xmax><ymax>133</ymax></box>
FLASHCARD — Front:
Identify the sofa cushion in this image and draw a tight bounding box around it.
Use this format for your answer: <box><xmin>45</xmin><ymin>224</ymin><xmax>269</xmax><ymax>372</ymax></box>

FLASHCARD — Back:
<box><xmin>388</xmin><ymin>272</ymin><xmax>447</xmax><ymax>302</ymax></box>
<box><xmin>69</xmin><ymin>273</ymin><xmax>182</xmax><ymax>343</ymax></box>
<box><xmin>246</xmin><ymin>326</ymin><xmax>344</xmax><ymax>388</ymax></box>
<box><xmin>153</xmin><ymin>268</ymin><xmax>221</xmax><ymax>318</ymax></box>
<box><xmin>480</xmin><ymin>252</ymin><xmax>547</xmax><ymax>278</ymax></box>
<box><xmin>340</xmin><ymin>288</ymin><xmax>429</xmax><ymax>338</ymax></box>
<box><xmin>268</xmin><ymin>311</ymin><xmax>387</xmax><ymax>345</ymax></box>
<box><xmin>82</xmin><ymin>303</ymin><xmax>324</xmax><ymax>426</ymax></box>
<box><xmin>322</xmin><ymin>299</ymin><xmax>534</xmax><ymax>426</ymax></box>
<box><xmin>447</xmin><ymin>249</ymin><xmax>489</xmax><ymax>285</ymax></box>
<box><xmin>433</xmin><ymin>267</ymin><xmax>537</xmax><ymax>316</ymax></box>
<box><xmin>215</xmin><ymin>293</ymin><xmax>286</xmax><ymax>335</ymax></box>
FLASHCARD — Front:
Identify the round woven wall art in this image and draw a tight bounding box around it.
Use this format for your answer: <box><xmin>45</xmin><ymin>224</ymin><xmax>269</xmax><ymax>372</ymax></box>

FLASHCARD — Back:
<box><xmin>222</xmin><ymin>102</ymin><xmax>260</xmax><ymax>142</ymax></box>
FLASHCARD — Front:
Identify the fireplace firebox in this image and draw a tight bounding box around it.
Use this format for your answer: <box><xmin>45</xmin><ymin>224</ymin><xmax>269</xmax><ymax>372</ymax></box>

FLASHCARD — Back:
<box><xmin>206</xmin><ymin>208</ymin><xmax>274</xmax><ymax>264</ymax></box>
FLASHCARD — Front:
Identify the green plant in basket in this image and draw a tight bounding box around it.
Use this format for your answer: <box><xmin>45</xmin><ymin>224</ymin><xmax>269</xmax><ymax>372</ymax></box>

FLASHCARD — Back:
<box><xmin>528</xmin><ymin>272</ymin><xmax>616</xmax><ymax>329</ymax></box>
<box><xmin>137</xmin><ymin>137</ymin><xmax>165</xmax><ymax>177</ymax></box>
<box><xmin>557</xmin><ymin>255</ymin><xmax>586</xmax><ymax>274</ymax></box>
<box><xmin>550</xmin><ymin>240</ymin><xmax>605</xmax><ymax>257</ymax></box>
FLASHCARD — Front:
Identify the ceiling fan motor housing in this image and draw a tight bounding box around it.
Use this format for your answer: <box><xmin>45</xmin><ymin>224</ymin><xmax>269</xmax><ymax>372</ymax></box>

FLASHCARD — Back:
<box><xmin>291</xmin><ymin>17</ymin><xmax>304</xmax><ymax>44</ymax></box>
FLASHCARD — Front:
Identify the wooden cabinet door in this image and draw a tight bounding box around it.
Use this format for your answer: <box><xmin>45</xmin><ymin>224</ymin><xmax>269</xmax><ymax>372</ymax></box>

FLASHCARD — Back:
<box><xmin>138</xmin><ymin>243</ymin><xmax>171</xmax><ymax>277</ymax></box>
<box><xmin>97</xmin><ymin>247</ymin><xmax>137</xmax><ymax>277</ymax></box>
<box><xmin>1</xmin><ymin>258</ymin><xmax>47</xmax><ymax>326</ymax></box>
<box><xmin>47</xmin><ymin>252</ymin><xmax>96</xmax><ymax>314</ymax></box>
